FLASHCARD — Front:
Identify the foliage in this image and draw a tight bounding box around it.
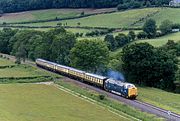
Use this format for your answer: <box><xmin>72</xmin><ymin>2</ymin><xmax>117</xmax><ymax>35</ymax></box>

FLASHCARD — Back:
<box><xmin>161</xmin><ymin>40</ymin><xmax>180</xmax><ymax>56</ymax></box>
<box><xmin>51</xmin><ymin>31</ymin><xmax>76</xmax><ymax>65</ymax></box>
<box><xmin>122</xmin><ymin>43</ymin><xmax>178</xmax><ymax>91</ymax></box>
<box><xmin>99</xmin><ymin>94</ymin><xmax>105</xmax><ymax>100</ymax></box>
<box><xmin>128</xmin><ymin>30</ymin><xmax>136</xmax><ymax>41</ymax></box>
<box><xmin>159</xmin><ymin>20</ymin><xmax>173</xmax><ymax>35</ymax></box>
<box><xmin>70</xmin><ymin>39</ymin><xmax>109</xmax><ymax>73</ymax></box>
<box><xmin>143</xmin><ymin>19</ymin><xmax>157</xmax><ymax>38</ymax></box>
<box><xmin>117</xmin><ymin>0</ymin><xmax>142</xmax><ymax>10</ymax></box>
<box><xmin>0</xmin><ymin>28</ymin><xmax>18</xmax><ymax>54</ymax></box>
<box><xmin>137</xmin><ymin>31</ymin><xmax>147</xmax><ymax>39</ymax></box>
<box><xmin>104</xmin><ymin>34</ymin><xmax>117</xmax><ymax>51</ymax></box>
<box><xmin>115</xmin><ymin>33</ymin><xmax>130</xmax><ymax>48</ymax></box>
<box><xmin>0</xmin><ymin>0</ymin><xmax>171</xmax><ymax>13</ymax></box>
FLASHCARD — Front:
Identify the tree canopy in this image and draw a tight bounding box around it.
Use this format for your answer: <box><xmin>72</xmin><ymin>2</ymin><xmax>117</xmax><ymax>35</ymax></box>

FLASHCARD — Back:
<box><xmin>122</xmin><ymin>43</ymin><xmax>178</xmax><ymax>90</ymax></box>
<box><xmin>70</xmin><ymin>39</ymin><xmax>109</xmax><ymax>73</ymax></box>
<box><xmin>0</xmin><ymin>0</ymin><xmax>171</xmax><ymax>13</ymax></box>
<box><xmin>143</xmin><ymin>19</ymin><xmax>157</xmax><ymax>38</ymax></box>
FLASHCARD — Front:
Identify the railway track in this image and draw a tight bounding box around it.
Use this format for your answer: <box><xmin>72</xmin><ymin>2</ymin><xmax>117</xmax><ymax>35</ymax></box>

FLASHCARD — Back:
<box><xmin>1</xmin><ymin>53</ymin><xmax>180</xmax><ymax>120</ymax></box>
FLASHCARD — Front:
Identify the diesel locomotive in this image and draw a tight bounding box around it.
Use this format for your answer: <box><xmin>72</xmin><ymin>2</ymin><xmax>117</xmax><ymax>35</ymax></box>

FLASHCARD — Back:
<box><xmin>36</xmin><ymin>58</ymin><xmax>138</xmax><ymax>99</ymax></box>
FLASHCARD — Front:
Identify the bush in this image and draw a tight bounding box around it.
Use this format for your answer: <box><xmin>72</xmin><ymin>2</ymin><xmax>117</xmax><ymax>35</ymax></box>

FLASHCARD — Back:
<box><xmin>137</xmin><ymin>32</ymin><xmax>147</xmax><ymax>39</ymax></box>
<box><xmin>15</xmin><ymin>59</ymin><xmax>21</xmax><ymax>64</ymax></box>
<box><xmin>99</xmin><ymin>94</ymin><xmax>105</xmax><ymax>100</ymax></box>
<box><xmin>117</xmin><ymin>3</ymin><xmax>129</xmax><ymax>10</ymax></box>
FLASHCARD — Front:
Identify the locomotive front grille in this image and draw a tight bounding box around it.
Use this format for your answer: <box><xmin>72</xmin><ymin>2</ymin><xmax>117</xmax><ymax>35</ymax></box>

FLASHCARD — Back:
<box><xmin>128</xmin><ymin>87</ymin><xmax>138</xmax><ymax>98</ymax></box>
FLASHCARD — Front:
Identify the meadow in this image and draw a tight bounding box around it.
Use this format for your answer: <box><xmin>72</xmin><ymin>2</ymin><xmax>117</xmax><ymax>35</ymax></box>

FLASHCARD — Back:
<box><xmin>0</xmin><ymin>57</ymin><xmax>59</xmax><ymax>83</ymax></box>
<box><xmin>0</xmin><ymin>8</ymin><xmax>115</xmax><ymax>24</ymax></box>
<box><xmin>0</xmin><ymin>84</ymin><xmax>129</xmax><ymax>121</ymax></box>
<box><xmin>13</xmin><ymin>8</ymin><xmax>160</xmax><ymax>28</ymax></box>
<box><xmin>11</xmin><ymin>8</ymin><xmax>180</xmax><ymax>29</ymax></box>
<box><xmin>135</xmin><ymin>32</ymin><xmax>180</xmax><ymax>47</ymax></box>
<box><xmin>0</xmin><ymin>58</ymin><xmax>16</xmax><ymax>67</ymax></box>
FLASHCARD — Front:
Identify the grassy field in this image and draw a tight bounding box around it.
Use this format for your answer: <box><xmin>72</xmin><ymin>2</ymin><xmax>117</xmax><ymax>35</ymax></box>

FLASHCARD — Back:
<box><xmin>135</xmin><ymin>8</ymin><xmax>180</xmax><ymax>27</ymax></box>
<box><xmin>66</xmin><ymin>28</ymin><xmax>94</xmax><ymax>34</ymax></box>
<box><xmin>0</xmin><ymin>58</ymin><xmax>16</xmax><ymax>66</ymax></box>
<box><xmin>13</xmin><ymin>8</ymin><xmax>160</xmax><ymax>28</ymax></box>
<box><xmin>0</xmin><ymin>57</ymin><xmax>59</xmax><ymax>83</ymax></box>
<box><xmin>0</xmin><ymin>8</ymin><xmax>116</xmax><ymax>23</ymax></box>
<box><xmin>135</xmin><ymin>32</ymin><xmax>180</xmax><ymax>47</ymax></box>
<box><xmin>12</xmin><ymin>7</ymin><xmax>180</xmax><ymax>29</ymax></box>
<box><xmin>137</xmin><ymin>87</ymin><xmax>180</xmax><ymax>114</ymax></box>
<box><xmin>0</xmin><ymin>84</ymin><xmax>129</xmax><ymax>121</ymax></box>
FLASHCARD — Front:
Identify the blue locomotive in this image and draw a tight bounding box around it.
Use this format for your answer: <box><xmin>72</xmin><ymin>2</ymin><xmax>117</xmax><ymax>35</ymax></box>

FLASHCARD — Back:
<box><xmin>36</xmin><ymin>59</ymin><xmax>138</xmax><ymax>99</ymax></box>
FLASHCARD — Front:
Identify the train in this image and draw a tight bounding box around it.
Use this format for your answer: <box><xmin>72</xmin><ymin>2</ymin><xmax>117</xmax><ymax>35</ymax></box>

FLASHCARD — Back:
<box><xmin>36</xmin><ymin>58</ymin><xmax>138</xmax><ymax>99</ymax></box>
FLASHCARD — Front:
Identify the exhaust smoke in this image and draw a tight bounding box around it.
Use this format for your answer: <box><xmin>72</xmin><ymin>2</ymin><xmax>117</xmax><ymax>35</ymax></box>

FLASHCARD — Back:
<box><xmin>107</xmin><ymin>70</ymin><xmax>125</xmax><ymax>82</ymax></box>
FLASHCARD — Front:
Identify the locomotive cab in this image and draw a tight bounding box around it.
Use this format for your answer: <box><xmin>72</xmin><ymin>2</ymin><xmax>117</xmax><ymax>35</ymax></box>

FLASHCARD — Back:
<box><xmin>125</xmin><ymin>84</ymin><xmax>138</xmax><ymax>99</ymax></box>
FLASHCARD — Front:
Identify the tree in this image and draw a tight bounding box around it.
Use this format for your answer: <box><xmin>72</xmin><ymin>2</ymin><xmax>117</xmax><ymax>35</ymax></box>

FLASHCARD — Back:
<box><xmin>143</xmin><ymin>19</ymin><xmax>157</xmax><ymax>38</ymax></box>
<box><xmin>115</xmin><ymin>33</ymin><xmax>130</xmax><ymax>48</ymax></box>
<box><xmin>51</xmin><ymin>32</ymin><xmax>76</xmax><ymax>65</ymax></box>
<box><xmin>104</xmin><ymin>34</ymin><xmax>117</xmax><ymax>50</ymax></box>
<box><xmin>159</xmin><ymin>20</ymin><xmax>173</xmax><ymax>35</ymax></box>
<box><xmin>0</xmin><ymin>28</ymin><xmax>17</xmax><ymax>54</ymax></box>
<box><xmin>145</xmin><ymin>1</ymin><xmax>151</xmax><ymax>7</ymax></box>
<box><xmin>70</xmin><ymin>39</ymin><xmax>109</xmax><ymax>73</ymax></box>
<box><xmin>117</xmin><ymin>3</ymin><xmax>129</xmax><ymax>10</ymax></box>
<box><xmin>15</xmin><ymin>44</ymin><xmax>26</xmax><ymax>63</ymax></box>
<box><xmin>27</xmin><ymin>35</ymin><xmax>44</xmax><ymax>60</ymax></box>
<box><xmin>122</xmin><ymin>43</ymin><xmax>178</xmax><ymax>90</ymax></box>
<box><xmin>128</xmin><ymin>30</ymin><xmax>136</xmax><ymax>41</ymax></box>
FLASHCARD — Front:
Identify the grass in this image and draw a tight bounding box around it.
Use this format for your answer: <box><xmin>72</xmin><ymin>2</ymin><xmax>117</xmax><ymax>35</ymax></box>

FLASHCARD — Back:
<box><xmin>0</xmin><ymin>84</ymin><xmax>129</xmax><ymax>121</ymax></box>
<box><xmin>66</xmin><ymin>28</ymin><xmax>94</xmax><ymax>34</ymax></box>
<box><xmin>6</xmin><ymin>8</ymin><xmax>180</xmax><ymax>29</ymax></box>
<box><xmin>13</xmin><ymin>8</ymin><xmax>160</xmax><ymax>28</ymax></box>
<box><xmin>55</xmin><ymin>80</ymin><xmax>164</xmax><ymax>121</ymax></box>
<box><xmin>0</xmin><ymin>57</ymin><xmax>59</xmax><ymax>83</ymax></box>
<box><xmin>137</xmin><ymin>87</ymin><xmax>180</xmax><ymax>114</ymax></box>
<box><xmin>135</xmin><ymin>8</ymin><xmax>180</xmax><ymax>27</ymax></box>
<box><xmin>0</xmin><ymin>58</ymin><xmax>16</xmax><ymax>67</ymax></box>
<box><xmin>0</xmin><ymin>65</ymin><xmax>48</xmax><ymax>78</ymax></box>
<box><xmin>135</xmin><ymin>32</ymin><xmax>180</xmax><ymax>47</ymax></box>
<box><xmin>0</xmin><ymin>8</ymin><xmax>116</xmax><ymax>24</ymax></box>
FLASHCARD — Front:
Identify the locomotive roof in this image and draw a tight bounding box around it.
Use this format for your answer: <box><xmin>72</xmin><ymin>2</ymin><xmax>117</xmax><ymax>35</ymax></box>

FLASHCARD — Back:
<box><xmin>86</xmin><ymin>73</ymin><xmax>107</xmax><ymax>80</ymax></box>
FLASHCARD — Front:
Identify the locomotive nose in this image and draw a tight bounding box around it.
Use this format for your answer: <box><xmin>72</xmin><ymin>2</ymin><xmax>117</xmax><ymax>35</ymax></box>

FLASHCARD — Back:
<box><xmin>128</xmin><ymin>87</ymin><xmax>138</xmax><ymax>99</ymax></box>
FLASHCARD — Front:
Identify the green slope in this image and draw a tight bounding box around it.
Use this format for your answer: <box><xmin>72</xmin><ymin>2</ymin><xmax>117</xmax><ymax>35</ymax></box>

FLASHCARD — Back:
<box><xmin>14</xmin><ymin>8</ymin><xmax>160</xmax><ymax>28</ymax></box>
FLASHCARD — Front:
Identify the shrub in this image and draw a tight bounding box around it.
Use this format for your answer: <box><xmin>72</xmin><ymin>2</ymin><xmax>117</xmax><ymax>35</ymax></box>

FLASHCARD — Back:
<box><xmin>99</xmin><ymin>94</ymin><xmax>105</xmax><ymax>100</ymax></box>
<box><xmin>137</xmin><ymin>32</ymin><xmax>147</xmax><ymax>39</ymax></box>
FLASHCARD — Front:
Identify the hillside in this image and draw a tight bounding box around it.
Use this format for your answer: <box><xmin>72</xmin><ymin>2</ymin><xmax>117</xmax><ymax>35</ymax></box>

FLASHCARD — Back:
<box><xmin>10</xmin><ymin>8</ymin><xmax>160</xmax><ymax>28</ymax></box>
<box><xmin>0</xmin><ymin>8</ymin><xmax>116</xmax><ymax>23</ymax></box>
<box><xmin>8</xmin><ymin>8</ymin><xmax>180</xmax><ymax>29</ymax></box>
